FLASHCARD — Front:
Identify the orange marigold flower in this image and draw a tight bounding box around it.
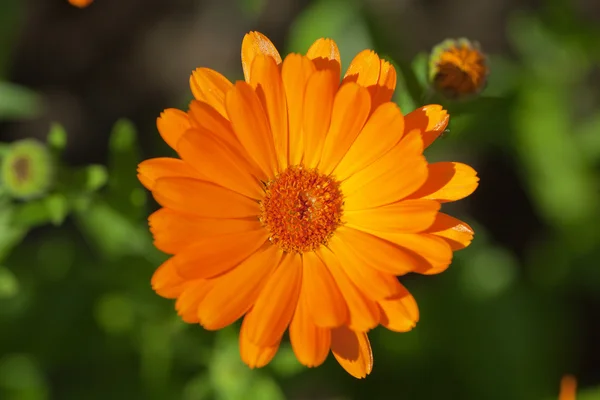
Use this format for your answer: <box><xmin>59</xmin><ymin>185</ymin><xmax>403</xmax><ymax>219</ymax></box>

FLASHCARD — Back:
<box><xmin>68</xmin><ymin>0</ymin><xmax>93</xmax><ymax>8</ymax></box>
<box><xmin>559</xmin><ymin>375</ymin><xmax>577</xmax><ymax>400</ymax></box>
<box><xmin>138</xmin><ymin>31</ymin><xmax>479</xmax><ymax>378</ymax></box>
<box><xmin>429</xmin><ymin>38</ymin><xmax>488</xmax><ymax>100</ymax></box>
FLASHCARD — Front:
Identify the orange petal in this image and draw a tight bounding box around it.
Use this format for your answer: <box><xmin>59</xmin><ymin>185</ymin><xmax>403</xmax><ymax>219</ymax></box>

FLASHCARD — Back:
<box><xmin>425</xmin><ymin>213</ymin><xmax>474</xmax><ymax>251</ymax></box>
<box><xmin>559</xmin><ymin>375</ymin><xmax>577</xmax><ymax>400</ymax></box>
<box><xmin>281</xmin><ymin>54</ymin><xmax>316</xmax><ymax>166</ymax></box>
<box><xmin>226</xmin><ymin>81</ymin><xmax>278</xmax><ymax>177</ymax></box>
<box><xmin>249</xmin><ymin>54</ymin><xmax>289</xmax><ymax>171</ymax></box>
<box><xmin>175</xmin><ymin>279</ymin><xmax>213</xmax><ymax>323</ymax></box>
<box><xmin>318</xmin><ymin>248</ymin><xmax>380</xmax><ymax>332</ymax></box>
<box><xmin>289</xmin><ymin>282</ymin><xmax>331</xmax><ymax>367</ymax></box>
<box><xmin>137</xmin><ymin>157</ymin><xmax>198</xmax><ymax>191</ymax></box>
<box><xmin>342</xmin><ymin>51</ymin><xmax>396</xmax><ymax>112</ymax></box>
<box><xmin>306</xmin><ymin>38</ymin><xmax>341</xmax><ymax>85</ymax></box>
<box><xmin>151</xmin><ymin>258</ymin><xmax>186</xmax><ymax>299</ymax></box>
<box><xmin>243</xmin><ymin>253</ymin><xmax>302</xmax><ymax>346</ymax></box>
<box><xmin>342</xmin><ymin>131</ymin><xmax>428</xmax><ymax>210</ymax></box>
<box><xmin>156</xmin><ymin>108</ymin><xmax>191</xmax><ymax>150</ymax></box>
<box><xmin>241</xmin><ymin>31</ymin><xmax>282</xmax><ymax>83</ymax></box>
<box><xmin>302</xmin><ymin>251</ymin><xmax>347</xmax><ymax>328</ymax></box>
<box><xmin>302</xmin><ymin>69</ymin><xmax>337</xmax><ymax>168</ymax></box>
<box><xmin>188</xmin><ymin>101</ymin><xmax>238</xmax><ymax>153</ymax></box>
<box><xmin>344</xmin><ymin>199</ymin><xmax>440</xmax><ymax>233</ymax></box>
<box><xmin>239</xmin><ymin>317</ymin><xmax>281</xmax><ymax>368</ymax></box>
<box><xmin>334</xmin><ymin>226</ymin><xmax>426</xmax><ymax>276</ymax></box>
<box><xmin>404</xmin><ymin>105</ymin><xmax>449</xmax><ymax>149</ymax></box>
<box><xmin>408</xmin><ymin>162</ymin><xmax>479</xmax><ymax>203</ymax></box>
<box><xmin>187</xmin><ymin>101</ymin><xmax>266</xmax><ymax>181</ymax></box>
<box><xmin>198</xmin><ymin>244</ymin><xmax>281</xmax><ymax>330</ymax></box>
<box><xmin>177</xmin><ymin>129</ymin><xmax>263</xmax><ymax>199</ymax></box>
<box><xmin>331</xmin><ymin>326</ymin><xmax>373</xmax><ymax>379</ymax></box>
<box><xmin>343</xmin><ymin>50</ymin><xmax>381</xmax><ymax>87</ymax></box>
<box><xmin>371</xmin><ymin>59</ymin><xmax>397</xmax><ymax>111</ymax></box>
<box><xmin>148</xmin><ymin>208</ymin><xmax>262</xmax><ymax>254</ymax></box>
<box><xmin>378</xmin><ymin>281</ymin><xmax>419</xmax><ymax>332</ymax></box>
<box><xmin>172</xmin><ymin>229</ymin><xmax>267</xmax><ymax>279</ymax></box>
<box><xmin>152</xmin><ymin>177</ymin><xmax>260</xmax><ymax>218</ymax></box>
<box><xmin>189</xmin><ymin>68</ymin><xmax>232</xmax><ymax>118</ymax></box>
<box><xmin>328</xmin><ymin>235</ymin><xmax>402</xmax><ymax>301</ymax></box>
<box><xmin>318</xmin><ymin>82</ymin><xmax>371</xmax><ymax>174</ymax></box>
<box><xmin>365</xmin><ymin>231</ymin><xmax>453</xmax><ymax>275</ymax></box>
<box><xmin>333</xmin><ymin>102</ymin><xmax>405</xmax><ymax>181</ymax></box>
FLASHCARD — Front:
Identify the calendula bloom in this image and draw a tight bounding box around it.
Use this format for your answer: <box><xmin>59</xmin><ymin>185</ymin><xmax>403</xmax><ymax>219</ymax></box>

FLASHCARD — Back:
<box><xmin>559</xmin><ymin>375</ymin><xmax>577</xmax><ymax>400</ymax></box>
<box><xmin>138</xmin><ymin>32</ymin><xmax>479</xmax><ymax>378</ymax></box>
<box><xmin>429</xmin><ymin>38</ymin><xmax>488</xmax><ymax>100</ymax></box>
<box><xmin>68</xmin><ymin>0</ymin><xmax>93</xmax><ymax>8</ymax></box>
<box><xmin>1</xmin><ymin>139</ymin><xmax>54</xmax><ymax>200</ymax></box>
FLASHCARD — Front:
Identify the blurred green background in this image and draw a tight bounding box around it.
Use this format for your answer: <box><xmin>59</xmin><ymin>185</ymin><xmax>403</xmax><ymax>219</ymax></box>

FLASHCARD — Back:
<box><xmin>1</xmin><ymin>0</ymin><xmax>600</xmax><ymax>399</ymax></box>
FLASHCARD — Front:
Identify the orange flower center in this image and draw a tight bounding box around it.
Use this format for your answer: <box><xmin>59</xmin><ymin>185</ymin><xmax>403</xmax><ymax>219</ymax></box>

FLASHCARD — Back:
<box><xmin>260</xmin><ymin>166</ymin><xmax>344</xmax><ymax>253</ymax></box>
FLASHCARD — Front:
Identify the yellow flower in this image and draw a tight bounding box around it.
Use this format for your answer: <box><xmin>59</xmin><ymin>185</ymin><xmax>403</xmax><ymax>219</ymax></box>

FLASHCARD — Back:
<box><xmin>429</xmin><ymin>38</ymin><xmax>489</xmax><ymax>100</ymax></box>
<box><xmin>138</xmin><ymin>32</ymin><xmax>479</xmax><ymax>378</ymax></box>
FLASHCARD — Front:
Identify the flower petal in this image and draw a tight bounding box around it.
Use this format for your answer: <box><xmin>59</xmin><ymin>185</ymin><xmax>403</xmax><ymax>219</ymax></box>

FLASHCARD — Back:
<box><xmin>343</xmin><ymin>51</ymin><xmax>396</xmax><ymax>112</ymax></box>
<box><xmin>188</xmin><ymin>101</ymin><xmax>238</xmax><ymax>152</ymax></box>
<box><xmin>318</xmin><ymin>248</ymin><xmax>380</xmax><ymax>332</ymax></box>
<box><xmin>318</xmin><ymin>82</ymin><xmax>371</xmax><ymax>174</ymax></box>
<box><xmin>334</xmin><ymin>226</ymin><xmax>426</xmax><ymax>276</ymax></box>
<box><xmin>172</xmin><ymin>229</ymin><xmax>268</xmax><ymax>279</ymax></box>
<box><xmin>137</xmin><ymin>157</ymin><xmax>198</xmax><ymax>191</ymax></box>
<box><xmin>306</xmin><ymin>38</ymin><xmax>341</xmax><ymax>84</ymax></box>
<box><xmin>289</xmin><ymin>282</ymin><xmax>331</xmax><ymax>368</ymax></box>
<box><xmin>281</xmin><ymin>54</ymin><xmax>316</xmax><ymax>166</ymax></box>
<box><xmin>331</xmin><ymin>326</ymin><xmax>373</xmax><ymax>379</ymax></box>
<box><xmin>249</xmin><ymin>54</ymin><xmax>289</xmax><ymax>171</ymax></box>
<box><xmin>404</xmin><ymin>105</ymin><xmax>449</xmax><ymax>148</ymax></box>
<box><xmin>198</xmin><ymin>244</ymin><xmax>281</xmax><ymax>330</ymax></box>
<box><xmin>333</xmin><ymin>102</ymin><xmax>405</xmax><ymax>181</ymax></box>
<box><xmin>226</xmin><ymin>81</ymin><xmax>278</xmax><ymax>177</ymax></box>
<box><xmin>408</xmin><ymin>162</ymin><xmax>479</xmax><ymax>203</ymax></box>
<box><xmin>177</xmin><ymin>129</ymin><xmax>263</xmax><ymax>199</ymax></box>
<box><xmin>241</xmin><ymin>31</ymin><xmax>282</xmax><ymax>83</ymax></box>
<box><xmin>156</xmin><ymin>108</ymin><xmax>191</xmax><ymax>150</ymax></box>
<box><xmin>244</xmin><ymin>253</ymin><xmax>302</xmax><ymax>346</ymax></box>
<box><xmin>175</xmin><ymin>279</ymin><xmax>213</xmax><ymax>323</ymax></box>
<box><xmin>239</xmin><ymin>317</ymin><xmax>281</xmax><ymax>368</ymax></box>
<box><xmin>302</xmin><ymin>251</ymin><xmax>347</xmax><ymax>328</ymax></box>
<box><xmin>189</xmin><ymin>68</ymin><xmax>232</xmax><ymax>118</ymax></box>
<box><xmin>148</xmin><ymin>208</ymin><xmax>262</xmax><ymax>254</ymax></box>
<box><xmin>303</xmin><ymin>69</ymin><xmax>337</xmax><ymax>168</ymax></box>
<box><xmin>342</xmin><ymin>131</ymin><xmax>428</xmax><ymax>210</ymax></box>
<box><xmin>344</xmin><ymin>199</ymin><xmax>440</xmax><ymax>233</ymax></box>
<box><xmin>378</xmin><ymin>282</ymin><xmax>419</xmax><ymax>332</ymax></box>
<box><xmin>151</xmin><ymin>258</ymin><xmax>186</xmax><ymax>299</ymax></box>
<box><xmin>364</xmin><ymin>231</ymin><xmax>454</xmax><ymax>275</ymax></box>
<box><xmin>152</xmin><ymin>177</ymin><xmax>260</xmax><ymax>218</ymax></box>
<box><xmin>425</xmin><ymin>213</ymin><xmax>474</xmax><ymax>250</ymax></box>
<box><xmin>328</xmin><ymin>235</ymin><xmax>402</xmax><ymax>301</ymax></box>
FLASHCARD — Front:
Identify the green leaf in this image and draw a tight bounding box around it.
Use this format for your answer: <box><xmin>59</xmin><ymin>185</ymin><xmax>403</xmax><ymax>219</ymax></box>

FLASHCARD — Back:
<box><xmin>46</xmin><ymin>123</ymin><xmax>68</xmax><ymax>154</ymax></box>
<box><xmin>106</xmin><ymin>119</ymin><xmax>145</xmax><ymax>221</ymax></box>
<box><xmin>0</xmin><ymin>81</ymin><xmax>42</xmax><ymax>121</ymax></box>
<box><xmin>286</xmin><ymin>0</ymin><xmax>372</xmax><ymax>72</ymax></box>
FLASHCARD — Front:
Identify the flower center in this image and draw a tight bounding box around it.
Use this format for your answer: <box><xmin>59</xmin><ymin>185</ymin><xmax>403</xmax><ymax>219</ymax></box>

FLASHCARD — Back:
<box><xmin>260</xmin><ymin>166</ymin><xmax>344</xmax><ymax>253</ymax></box>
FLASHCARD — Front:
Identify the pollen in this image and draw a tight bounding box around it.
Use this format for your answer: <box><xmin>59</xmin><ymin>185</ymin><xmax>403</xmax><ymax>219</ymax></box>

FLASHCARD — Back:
<box><xmin>259</xmin><ymin>166</ymin><xmax>344</xmax><ymax>253</ymax></box>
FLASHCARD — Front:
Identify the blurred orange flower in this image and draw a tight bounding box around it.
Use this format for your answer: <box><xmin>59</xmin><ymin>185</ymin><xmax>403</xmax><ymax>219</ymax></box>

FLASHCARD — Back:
<box><xmin>429</xmin><ymin>38</ymin><xmax>488</xmax><ymax>100</ymax></box>
<box><xmin>559</xmin><ymin>375</ymin><xmax>577</xmax><ymax>400</ymax></box>
<box><xmin>68</xmin><ymin>0</ymin><xmax>93</xmax><ymax>8</ymax></box>
<box><xmin>138</xmin><ymin>31</ymin><xmax>479</xmax><ymax>378</ymax></box>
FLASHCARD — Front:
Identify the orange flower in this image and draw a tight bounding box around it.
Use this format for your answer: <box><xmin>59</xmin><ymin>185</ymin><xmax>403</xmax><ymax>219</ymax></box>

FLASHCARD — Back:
<box><xmin>68</xmin><ymin>0</ymin><xmax>93</xmax><ymax>8</ymax></box>
<box><xmin>138</xmin><ymin>32</ymin><xmax>479</xmax><ymax>378</ymax></box>
<box><xmin>429</xmin><ymin>38</ymin><xmax>488</xmax><ymax>100</ymax></box>
<box><xmin>559</xmin><ymin>375</ymin><xmax>577</xmax><ymax>400</ymax></box>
